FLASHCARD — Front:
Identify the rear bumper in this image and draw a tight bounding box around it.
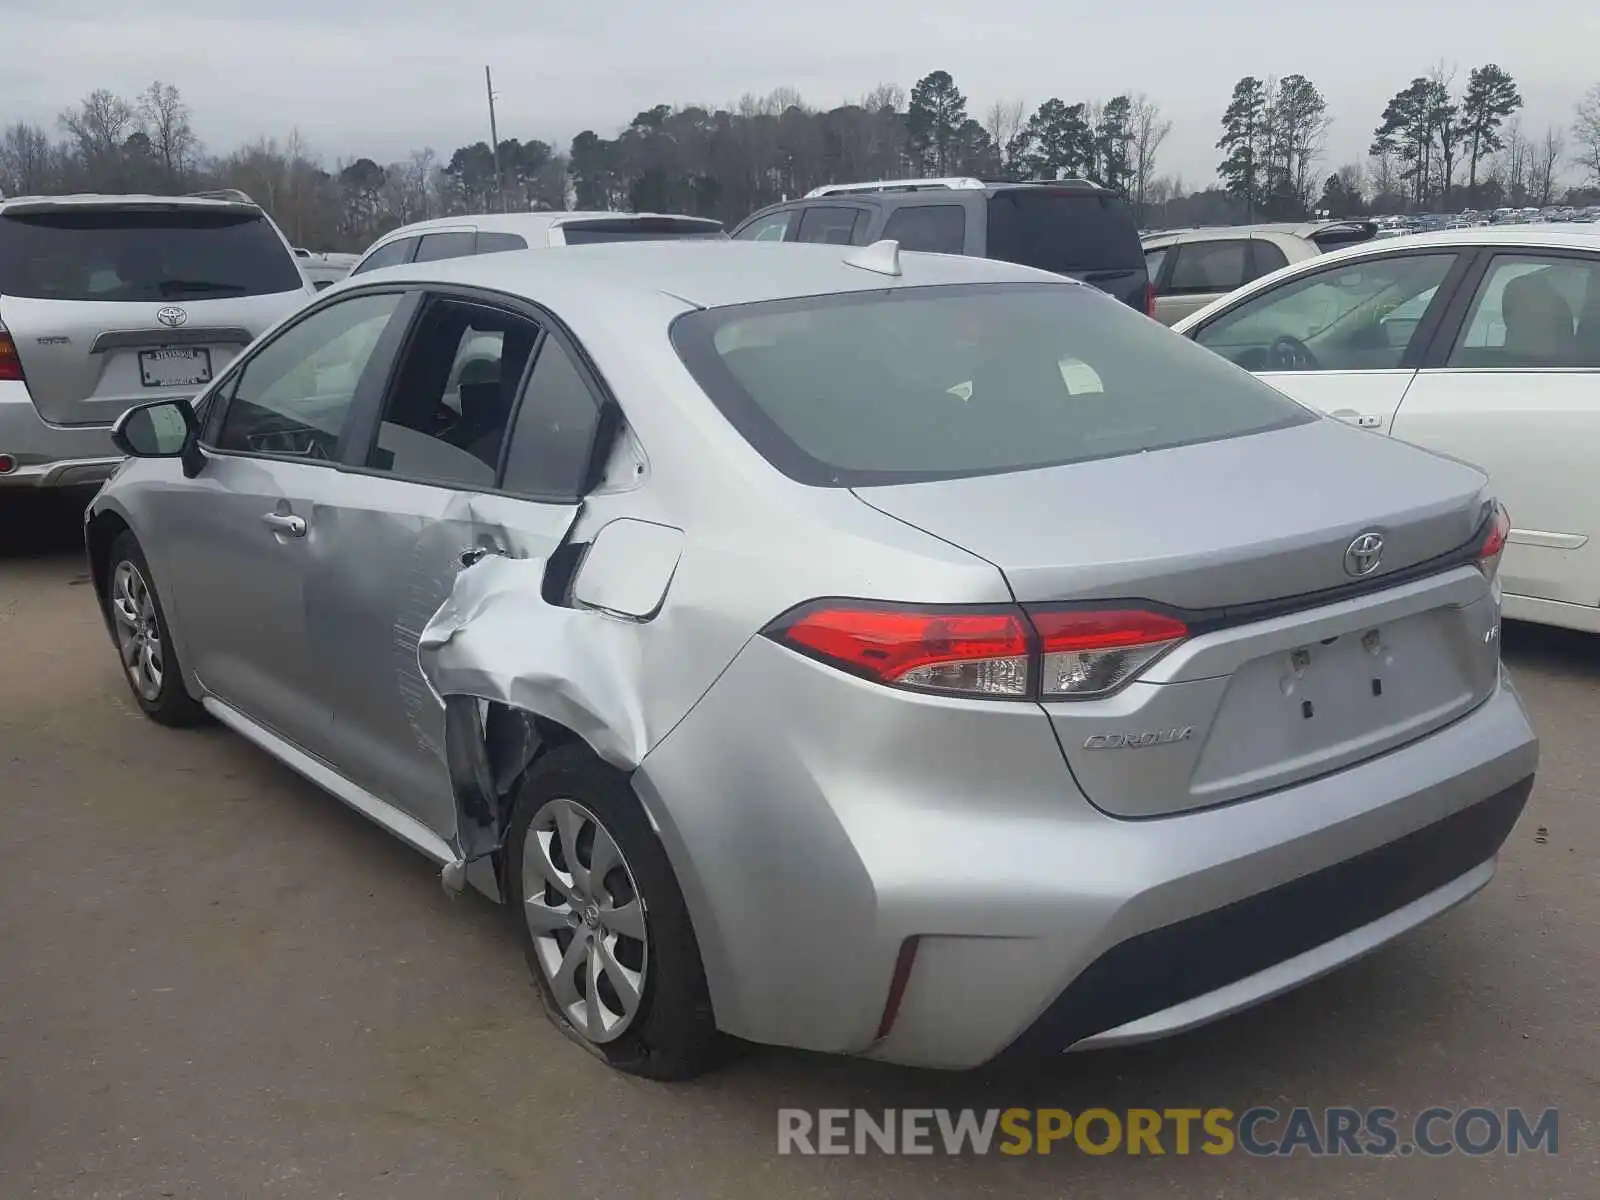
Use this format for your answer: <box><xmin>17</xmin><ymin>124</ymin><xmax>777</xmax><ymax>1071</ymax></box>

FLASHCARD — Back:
<box><xmin>0</xmin><ymin>382</ymin><xmax>121</xmax><ymax>488</ymax></box>
<box><xmin>635</xmin><ymin>636</ymin><xmax>1538</xmax><ymax>1069</ymax></box>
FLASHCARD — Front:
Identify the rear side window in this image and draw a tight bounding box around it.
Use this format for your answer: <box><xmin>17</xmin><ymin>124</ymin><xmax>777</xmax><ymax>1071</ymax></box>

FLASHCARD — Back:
<box><xmin>1167</xmin><ymin>240</ymin><xmax>1251</xmax><ymax>294</ymax></box>
<box><xmin>476</xmin><ymin>231</ymin><xmax>528</xmax><ymax>255</ymax></box>
<box><xmin>501</xmin><ymin>337</ymin><xmax>602</xmax><ymax>499</ymax></box>
<box><xmin>413</xmin><ymin>231</ymin><xmax>477</xmax><ymax>263</ymax></box>
<box><xmin>352</xmin><ymin>237</ymin><xmax>417</xmax><ymax>275</ymax></box>
<box><xmin>881</xmin><ymin>206</ymin><xmax>965</xmax><ymax>254</ymax></box>
<box><xmin>558</xmin><ymin>218</ymin><xmax>725</xmax><ymax>245</ymax></box>
<box><xmin>986</xmin><ymin>190</ymin><xmax>1144</xmax><ymax>274</ymax></box>
<box><xmin>795</xmin><ymin>207</ymin><xmax>864</xmax><ymax>246</ymax></box>
<box><xmin>672</xmin><ymin>283</ymin><xmax>1308</xmax><ymax>486</ymax></box>
<box><xmin>0</xmin><ymin>209</ymin><xmax>304</xmax><ymax>301</ymax></box>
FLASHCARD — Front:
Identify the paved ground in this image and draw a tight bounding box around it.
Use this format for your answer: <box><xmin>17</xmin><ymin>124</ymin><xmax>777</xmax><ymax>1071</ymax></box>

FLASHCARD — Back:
<box><xmin>2</xmin><ymin>491</ymin><xmax>1596</xmax><ymax>1199</ymax></box>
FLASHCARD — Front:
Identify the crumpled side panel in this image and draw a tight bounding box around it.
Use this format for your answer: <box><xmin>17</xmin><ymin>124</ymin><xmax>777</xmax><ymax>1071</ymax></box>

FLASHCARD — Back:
<box><xmin>417</xmin><ymin>553</ymin><xmax>651</xmax><ymax>771</ymax></box>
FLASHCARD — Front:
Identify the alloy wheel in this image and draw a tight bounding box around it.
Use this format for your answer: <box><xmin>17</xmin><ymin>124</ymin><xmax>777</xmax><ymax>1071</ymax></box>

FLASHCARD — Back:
<box><xmin>522</xmin><ymin>797</ymin><xmax>649</xmax><ymax>1044</ymax></box>
<box><xmin>110</xmin><ymin>560</ymin><xmax>164</xmax><ymax>702</ymax></box>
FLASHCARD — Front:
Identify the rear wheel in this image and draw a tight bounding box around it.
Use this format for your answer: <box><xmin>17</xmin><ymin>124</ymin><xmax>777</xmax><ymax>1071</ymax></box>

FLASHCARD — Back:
<box><xmin>507</xmin><ymin>744</ymin><xmax>720</xmax><ymax>1079</ymax></box>
<box><xmin>105</xmin><ymin>531</ymin><xmax>204</xmax><ymax>727</ymax></box>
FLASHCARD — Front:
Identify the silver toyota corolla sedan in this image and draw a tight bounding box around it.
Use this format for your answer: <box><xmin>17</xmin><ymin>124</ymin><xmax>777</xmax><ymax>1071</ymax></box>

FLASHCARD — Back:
<box><xmin>85</xmin><ymin>239</ymin><xmax>1538</xmax><ymax>1079</ymax></box>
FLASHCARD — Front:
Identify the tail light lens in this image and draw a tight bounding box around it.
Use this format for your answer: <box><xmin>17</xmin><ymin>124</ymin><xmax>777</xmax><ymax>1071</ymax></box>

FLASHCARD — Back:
<box><xmin>1477</xmin><ymin>503</ymin><xmax>1510</xmax><ymax>580</ymax></box>
<box><xmin>766</xmin><ymin>602</ymin><xmax>1187</xmax><ymax>701</ymax></box>
<box><xmin>1029</xmin><ymin>607</ymin><xmax>1189</xmax><ymax>698</ymax></box>
<box><xmin>0</xmin><ymin>325</ymin><xmax>24</xmax><ymax>383</ymax></box>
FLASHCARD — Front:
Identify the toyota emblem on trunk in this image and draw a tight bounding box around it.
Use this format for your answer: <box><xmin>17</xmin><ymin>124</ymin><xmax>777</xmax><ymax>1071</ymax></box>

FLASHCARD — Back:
<box><xmin>156</xmin><ymin>306</ymin><xmax>188</xmax><ymax>328</ymax></box>
<box><xmin>1344</xmin><ymin>531</ymin><xmax>1385</xmax><ymax>577</ymax></box>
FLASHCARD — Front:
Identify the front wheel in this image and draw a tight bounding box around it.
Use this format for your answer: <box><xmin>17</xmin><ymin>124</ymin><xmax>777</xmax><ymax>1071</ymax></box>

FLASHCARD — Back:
<box><xmin>105</xmin><ymin>531</ymin><xmax>205</xmax><ymax>727</ymax></box>
<box><xmin>507</xmin><ymin>744</ymin><xmax>720</xmax><ymax>1080</ymax></box>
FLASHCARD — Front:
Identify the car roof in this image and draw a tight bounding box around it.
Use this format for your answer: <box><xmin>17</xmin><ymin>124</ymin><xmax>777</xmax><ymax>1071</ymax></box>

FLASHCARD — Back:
<box><xmin>371</xmin><ymin>210</ymin><xmax>722</xmax><ymax>242</ymax></box>
<box><xmin>0</xmin><ymin>192</ymin><xmax>262</xmax><ymax>217</ymax></box>
<box><xmin>347</xmin><ymin>237</ymin><xmax>1071</xmax><ymax>310</ymax></box>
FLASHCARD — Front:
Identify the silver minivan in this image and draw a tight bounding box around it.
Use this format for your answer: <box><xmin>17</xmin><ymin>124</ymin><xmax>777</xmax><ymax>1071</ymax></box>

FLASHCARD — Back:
<box><xmin>0</xmin><ymin>191</ymin><xmax>312</xmax><ymax>489</ymax></box>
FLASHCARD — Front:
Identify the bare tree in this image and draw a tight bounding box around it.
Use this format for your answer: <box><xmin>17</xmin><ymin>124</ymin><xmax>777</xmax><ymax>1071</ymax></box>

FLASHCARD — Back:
<box><xmin>1129</xmin><ymin>93</ymin><xmax>1172</xmax><ymax>222</ymax></box>
<box><xmin>59</xmin><ymin>89</ymin><xmax>138</xmax><ymax>186</ymax></box>
<box><xmin>0</xmin><ymin>122</ymin><xmax>60</xmax><ymax>195</ymax></box>
<box><xmin>984</xmin><ymin>99</ymin><xmax>1027</xmax><ymax>176</ymax></box>
<box><xmin>137</xmin><ymin>81</ymin><xmax>198</xmax><ymax>187</ymax></box>
<box><xmin>1576</xmin><ymin>83</ymin><xmax>1600</xmax><ymax>186</ymax></box>
<box><xmin>1529</xmin><ymin>124</ymin><xmax>1565</xmax><ymax>206</ymax></box>
<box><xmin>1500</xmin><ymin>118</ymin><xmax>1531</xmax><ymax>204</ymax></box>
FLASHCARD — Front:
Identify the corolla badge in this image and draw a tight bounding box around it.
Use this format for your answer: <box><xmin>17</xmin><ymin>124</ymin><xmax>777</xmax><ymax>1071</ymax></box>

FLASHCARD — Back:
<box><xmin>1083</xmin><ymin>727</ymin><xmax>1194</xmax><ymax>750</ymax></box>
<box><xmin>156</xmin><ymin>306</ymin><xmax>188</xmax><ymax>329</ymax></box>
<box><xmin>1344</xmin><ymin>531</ymin><xmax>1385</xmax><ymax>577</ymax></box>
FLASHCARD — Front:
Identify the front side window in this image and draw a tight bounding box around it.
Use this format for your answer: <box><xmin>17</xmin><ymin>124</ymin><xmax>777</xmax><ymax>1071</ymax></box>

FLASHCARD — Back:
<box><xmin>214</xmin><ymin>292</ymin><xmax>403</xmax><ymax>459</ymax></box>
<box><xmin>352</xmin><ymin>237</ymin><xmax>417</xmax><ymax>275</ymax></box>
<box><xmin>672</xmin><ymin>282</ymin><xmax>1309</xmax><ymax>486</ymax></box>
<box><xmin>733</xmin><ymin>212</ymin><xmax>794</xmax><ymax>243</ymax></box>
<box><xmin>1167</xmin><ymin>240</ymin><xmax>1251</xmax><ymax>295</ymax></box>
<box><xmin>1194</xmin><ymin>252</ymin><xmax>1456</xmax><ymax>372</ymax></box>
<box><xmin>364</xmin><ymin>298</ymin><xmax>539</xmax><ymax>488</ymax></box>
<box><xmin>795</xmin><ymin>206</ymin><xmax>864</xmax><ymax>246</ymax></box>
<box><xmin>1448</xmin><ymin>254</ymin><xmax>1600</xmax><ymax>368</ymax></box>
<box><xmin>881</xmin><ymin>205</ymin><xmax>965</xmax><ymax>254</ymax></box>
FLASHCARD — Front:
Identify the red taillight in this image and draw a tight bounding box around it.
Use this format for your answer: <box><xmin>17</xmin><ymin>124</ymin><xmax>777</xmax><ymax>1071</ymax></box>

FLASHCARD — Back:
<box><xmin>1029</xmin><ymin>607</ymin><xmax>1188</xmax><ymax>698</ymax></box>
<box><xmin>1145</xmin><ymin>281</ymin><xmax>1157</xmax><ymax>318</ymax></box>
<box><xmin>1477</xmin><ymin>504</ymin><xmax>1511</xmax><ymax>580</ymax></box>
<box><xmin>770</xmin><ymin>603</ymin><xmax>1031</xmax><ymax>698</ymax></box>
<box><xmin>0</xmin><ymin>328</ymin><xmax>23</xmax><ymax>382</ymax></box>
<box><xmin>766</xmin><ymin>601</ymin><xmax>1187</xmax><ymax>700</ymax></box>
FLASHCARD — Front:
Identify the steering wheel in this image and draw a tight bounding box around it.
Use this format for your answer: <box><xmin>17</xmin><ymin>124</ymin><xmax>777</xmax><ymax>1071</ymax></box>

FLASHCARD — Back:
<box><xmin>1269</xmin><ymin>335</ymin><xmax>1320</xmax><ymax>371</ymax></box>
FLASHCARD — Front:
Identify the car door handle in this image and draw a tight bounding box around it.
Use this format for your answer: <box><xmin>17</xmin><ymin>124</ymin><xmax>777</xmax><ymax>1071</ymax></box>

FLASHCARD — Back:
<box><xmin>262</xmin><ymin>512</ymin><xmax>307</xmax><ymax>537</ymax></box>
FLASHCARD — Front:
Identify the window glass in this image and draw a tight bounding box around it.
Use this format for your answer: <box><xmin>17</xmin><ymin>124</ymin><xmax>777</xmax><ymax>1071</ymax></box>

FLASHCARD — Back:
<box><xmin>413</xmin><ymin>231</ymin><xmax>478</xmax><ymax>263</ymax></box>
<box><xmin>733</xmin><ymin>212</ymin><xmax>794</xmax><ymax>242</ymax></box>
<box><xmin>1195</xmin><ymin>253</ymin><xmax>1456</xmax><ymax>372</ymax></box>
<box><xmin>1168</xmin><ymin>240</ymin><xmax>1251</xmax><ymax>294</ymax></box>
<box><xmin>475</xmin><ymin>231</ymin><xmax>528</xmax><ymax>255</ymax></box>
<box><xmin>0</xmin><ymin>209</ymin><xmax>304</xmax><ymax>301</ymax></box>
<box><xmin>881</xmin><ymin>205</ymin><xmax>965</xmax><ymax>254</ymax></box>
<box><xmin>985</xmin><ymin>190</ymin><xmax>1143</xmax><ymax>272</ymax></box>
<box><xmin>1144</xmin><ymin>246</ymin><xmax>1169</xmax><ymax>286</ymax></box>
<box><xmin>558</xmin><ymin>218</ymin><xmax>724</xmax><ymax>244</ymax></box>
<box><xmin>671</xmin><ymin>282</ymin><xmax>1308</xmax><ymax>487</ymax></box>
<box><xmin>365</xmin><ymin>299</ymin><xmax>538</xmax><ymax>488</ymax></box>
<box><xmin>1449</xmin><ymin>254</ymin><xmax>1600</xmax><ymax>368</ymax></box>
<box><xmin>501</xmin><ymin>338</ymin><xmax>602</xmax><ymax>498</ymax></box>
<box><xmin>1249</xmin><ymin>239</ymin><xmax>1290</xmax><ymax>279</ymax></box>
<box><xmin>795</xmin><ymin>207</ymin><xmax>863</xmax><ymax>246</ymax></box>
<box><xmin>214</xmin><ymin>292</ymin><xmax>402</xmax><ymax>459</ymax></box>
<box><xmin>352</xmin><ymin>237</ymin><xmax>417</xmax><ymax>275</ymax></box>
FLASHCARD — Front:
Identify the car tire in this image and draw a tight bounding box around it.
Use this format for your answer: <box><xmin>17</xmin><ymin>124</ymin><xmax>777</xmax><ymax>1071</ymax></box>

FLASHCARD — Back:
<box><xmin>104</xmin><ymin>531</ymin><xmax>205</xmax><ymax>728</ymax></box>
<box><xmin>507</xmin><ymin>743</ymin><xmax>721</xmax><ymax>1080</ymax></box>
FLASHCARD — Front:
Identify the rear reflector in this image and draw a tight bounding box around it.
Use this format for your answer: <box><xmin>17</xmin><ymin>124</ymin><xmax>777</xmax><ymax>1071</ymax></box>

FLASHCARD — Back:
<box><xmin>1477</xmin><ymin>503</ymin><xmax>1510</xmax><ymax>580</ymax></box>
<box><xmin>0</xmin><ymin>329</ymin><xmax>23</xmax><ymax>382</ymax></box>
<box><xmin>1029</xmin><ymin>607</ymin><xmax>1189</xmax><ymax>698</ymax></box>
<box><xmin>1146</xmin><ymin>281</ymin><xmax>1157</xmax><ymax>318</ymax></box>
<box><xmin>875</xmin><ymin>937</ymin><xmax>921</xmax><ymax>1040</ymax></box>
<box><xmin>0</xmin><ymin>454</ymin><xmax>16</xmax><ymax>475</ymax></box>
<box><xmin>766</xmin><ymin>601</ymin><xmax>1187</xmax><ymax>700</ymax></box>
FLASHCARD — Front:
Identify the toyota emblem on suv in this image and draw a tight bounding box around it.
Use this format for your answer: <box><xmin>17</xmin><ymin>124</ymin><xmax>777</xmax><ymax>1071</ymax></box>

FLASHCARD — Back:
<box><xmin>156</xmin><ymin>306</ymin><xmax>188</xmax><ymax>329</ymax></box>
<box><xmin>1344</xmin><ymin>531</ymin><xmax>1385</xmax><ymax>577</ymax></box>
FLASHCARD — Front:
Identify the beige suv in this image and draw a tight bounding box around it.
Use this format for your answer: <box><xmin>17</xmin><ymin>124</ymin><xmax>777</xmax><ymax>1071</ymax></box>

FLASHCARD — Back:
<box><xmin>1142</xmin><ymin>221</ymin><xmax>1376</xmax><ymax>326</ymax></box>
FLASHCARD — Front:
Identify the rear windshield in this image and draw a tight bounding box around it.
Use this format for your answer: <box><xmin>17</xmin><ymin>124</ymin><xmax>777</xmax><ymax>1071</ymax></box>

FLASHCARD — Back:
<box><xmin>986</xmin><ymin>190</ymin><xmax>1145</xmax><ymax>274</ymax></box>
<box><xmin>0</xmin><ymin>208</ymin><xmax>304</xmax><ymax>302</ymax></box>
<box><xmin>671</xmin><ymin>283</ymin><xmax>1310</xmax><ymax>486</ymax></box>
<box><xmin>558</xmin><ymin>218</ymin><xmax>726</xmax><ymax>245</ymax></box>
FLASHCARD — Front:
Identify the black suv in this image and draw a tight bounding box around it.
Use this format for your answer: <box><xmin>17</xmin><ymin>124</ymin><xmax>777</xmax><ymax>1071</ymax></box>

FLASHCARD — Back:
<box><xmin>730</xmin><ymin>178</ymin><xmax>1153</xmax><ymax>315</ymax></box>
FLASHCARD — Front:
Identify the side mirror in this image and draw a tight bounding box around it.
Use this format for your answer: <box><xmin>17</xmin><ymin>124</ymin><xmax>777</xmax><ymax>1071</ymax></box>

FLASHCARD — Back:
<box><xmin>111</xmin><ymin>399</ymin><xmax>203</xmax><ymax>476</ymax></box>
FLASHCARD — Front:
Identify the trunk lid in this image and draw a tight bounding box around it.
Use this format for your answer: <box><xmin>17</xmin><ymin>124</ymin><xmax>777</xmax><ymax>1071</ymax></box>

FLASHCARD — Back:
<box><xmin>855</xmin><ymin>418</ymin><xmax>1502</xmax><ymax>818</ymax></box>
<box><xmin>0</xmin><ymin>202</ymin><xmax>310</xmax><ymax>425</ymax></box>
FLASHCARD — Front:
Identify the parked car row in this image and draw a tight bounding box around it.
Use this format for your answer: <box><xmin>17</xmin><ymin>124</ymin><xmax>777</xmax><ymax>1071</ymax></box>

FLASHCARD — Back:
<box><xmin>0</xmin><ymin>177</ymin><xmax>1562</xmax><ymax>1085</ymax></box>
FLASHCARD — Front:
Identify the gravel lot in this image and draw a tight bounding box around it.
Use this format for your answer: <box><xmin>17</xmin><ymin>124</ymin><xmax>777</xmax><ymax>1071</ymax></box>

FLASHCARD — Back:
<box><xmin>2</xmin><ymin>491</ymin><xmax>1595</xmax><ymax>1199</ymax></box>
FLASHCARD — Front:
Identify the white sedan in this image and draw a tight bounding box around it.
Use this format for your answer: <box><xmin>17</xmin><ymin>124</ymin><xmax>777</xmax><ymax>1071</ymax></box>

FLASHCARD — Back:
<box><xmin>1174</xmin><ymin>225</ymin><xmax>1600</xmax><ymax>635</ymax></box>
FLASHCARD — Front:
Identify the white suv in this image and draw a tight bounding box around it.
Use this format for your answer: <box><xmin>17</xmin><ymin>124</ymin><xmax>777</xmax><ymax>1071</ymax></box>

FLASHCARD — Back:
<box><xmin>0</xmin><ymin>191</ymin><xmax>312</xmax><ymax>489</ymax></box>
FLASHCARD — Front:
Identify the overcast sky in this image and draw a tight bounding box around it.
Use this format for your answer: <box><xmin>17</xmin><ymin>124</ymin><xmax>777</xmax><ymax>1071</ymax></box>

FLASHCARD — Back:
<box><xmin>2</xmin><ymin>0</ymin><xmax>1595</xmax><ymax>189</ymax></box>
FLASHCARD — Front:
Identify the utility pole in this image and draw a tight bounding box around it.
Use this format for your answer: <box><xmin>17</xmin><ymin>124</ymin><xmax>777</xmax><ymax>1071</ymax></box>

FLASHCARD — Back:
<box><xmin>485</xmin><ymin>65</ymin><xmax>505</xmax><ymax>213</ymax></box>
